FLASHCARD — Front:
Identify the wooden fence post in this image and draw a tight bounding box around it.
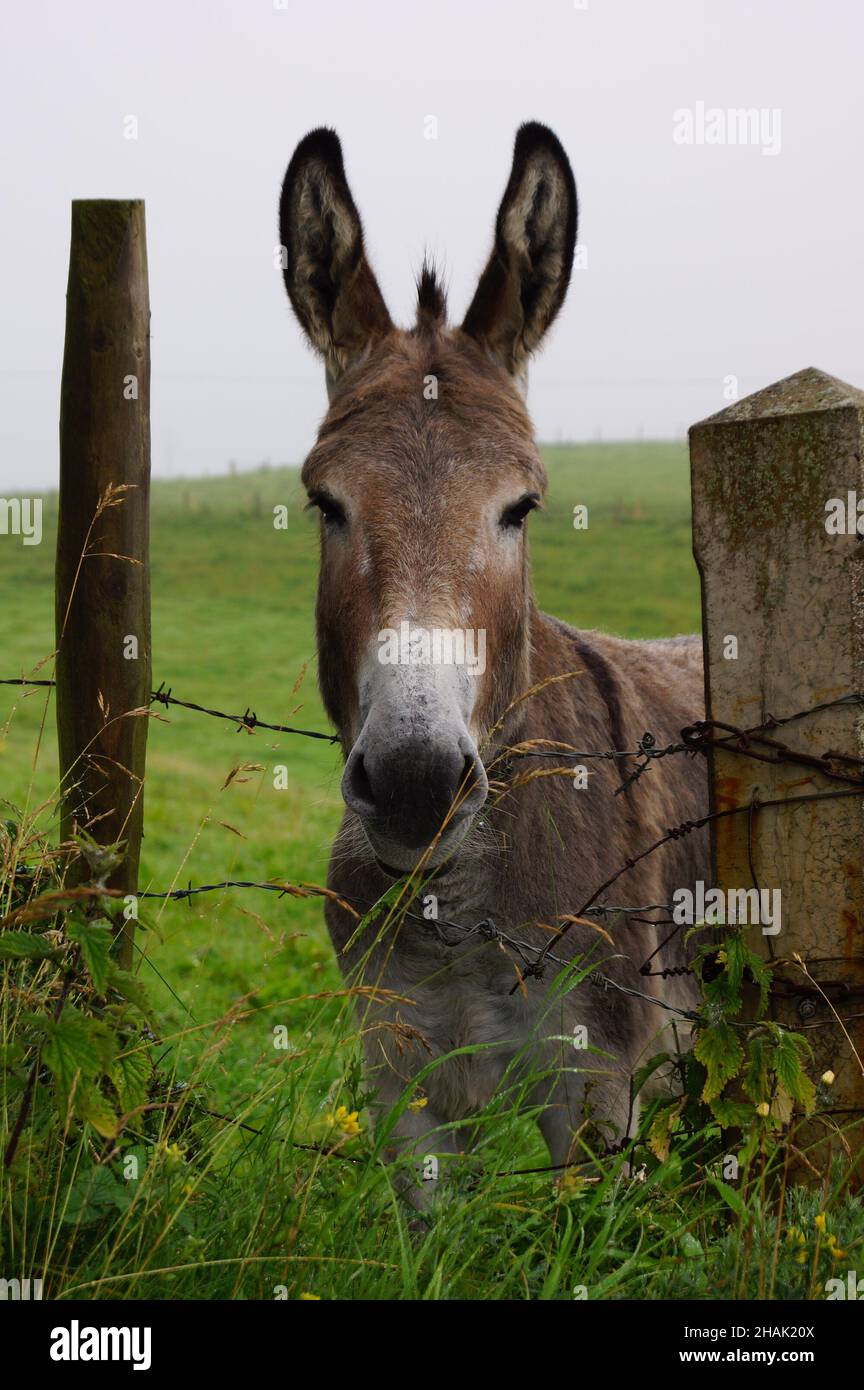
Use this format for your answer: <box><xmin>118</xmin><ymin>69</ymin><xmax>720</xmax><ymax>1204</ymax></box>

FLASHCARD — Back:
<box><xmin>690</xmin><ymin>367</ymin><xmax>864</xmax><ymax>1150</ymax></box>
<box><xmin>56</xmin><ymin>201</ymin><xmax>151</xmax><ymax>969</ymax></box>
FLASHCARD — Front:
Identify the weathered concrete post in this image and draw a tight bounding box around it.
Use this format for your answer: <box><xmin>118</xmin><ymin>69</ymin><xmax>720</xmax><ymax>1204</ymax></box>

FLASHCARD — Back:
<box><xmin>56</xmin><ymin>201</ymin><xmax>151</xmax><ymax>969</ymax></box>
<box><xmin>690</xmin><ymin>367</ymin><xmax>864</xmax><ymax>1150</ymax></box>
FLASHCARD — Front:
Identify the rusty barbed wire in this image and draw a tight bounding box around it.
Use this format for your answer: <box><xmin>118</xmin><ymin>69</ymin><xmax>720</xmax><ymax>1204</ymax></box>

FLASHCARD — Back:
<box><xmin>3</xmin><ymin>677</ymin><xmax>861</xmax><ymax>773</ymax></box>
<box><xmin>4</xmin><ymin>676</ymin><xmax>864</xmax><ymax>1022</ymax></box>
<box><xmin>506</xmin><ymin>691</ymin><xmax>864</xmax><ymax>794</ymax></box>
<box><xmin>526</xmin><ymin>784</ymin><xmax>864</xmax><ymax>987</ymax></box>
<box><xmin>4</xmin><ymin>675</ymin><xmax>863</xmax><ymax>1185</ymax></box>
<box><xmin>136</xmin><ymin>877</ymin><xmax>705</xmax><ymax>1022</ymax></box>
<box><xmin>134</xmin><ymin>789</ymin><xmax>863</xmax><ymax>1026</ymax></box>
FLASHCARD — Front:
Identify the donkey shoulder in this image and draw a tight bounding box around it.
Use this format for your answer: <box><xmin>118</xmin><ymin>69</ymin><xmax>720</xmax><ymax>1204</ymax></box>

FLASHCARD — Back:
<box><xmin>536</xmin><ymin>614</ymin><xmax>704</xmax><ymax>741</ymax></box>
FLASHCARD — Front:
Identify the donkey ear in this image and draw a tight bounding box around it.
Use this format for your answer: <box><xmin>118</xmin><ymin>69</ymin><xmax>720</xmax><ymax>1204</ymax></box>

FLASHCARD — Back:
<box><xmin>462</xmin><ymin>123</ymin><xmax>577</xmax><ymax>376</ymax></box>
<box><xmin>279</xmin><ymin>128</ymin><xmax>392</xmax><ymax>392</ymax></box>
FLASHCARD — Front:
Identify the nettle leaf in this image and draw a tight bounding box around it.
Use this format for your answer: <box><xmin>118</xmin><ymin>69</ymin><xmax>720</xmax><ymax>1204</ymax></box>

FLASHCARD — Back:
<box><xmin>0</xmin><ymin>931</ymin><xmax>61</xmax><ymax>961</ymax></box>
<box><xmin>42</xmin><ymin>1006</ymin><xmax>116</xmax><ymax>1099</ymax></box>
<box><xmin>61</xmin><ymin>1165</ymin><xmax>131</xmax><ymax>1225</ymax></box>
<box><xmin>770</xmin><ymin>1085</ymin><xmax>794</xmax><ymax>1127</ymax></box>
<box><xmin>709</xmin><ymin>1095</ymin><xmax>754</xmax><ymax>1128</ymax></box>
<box><xmin>747</xmin><ymin>952</ymin><xmax>772</xmax><ymax>1018</ymax></box>
<box><xmin>106</xmin><ymin>963</ymin><xmax>152</xmax><ymax>1015</ymax></box>
<box><xmin>74</xmin><ymin>1085</ymin><xmax>119</xmax><ymax>1139</ymax></box>
<box><xmin>648</xmin><ymin>1098</ymin><xmax>684</xmax><ymax>1162</ymax></box>
<box><xmin>68</xmin><ymin>918</ymin><xmax>113</xmax><ymax>994</ymax></box>
<box><xmin>743</xmin><ymin>1034</ymin><xmax>770</xmax><ymax>1105</ymax></box>
<box><xmin>112</xmin><ymin>1050</ymin><xmax>150</xmax><ymax>1115</ymax></box>
<box><xmin>722</xmin><ymin>933</ymin><xmax>748</xmax><ymax>1008</ymax></box>
<box><xmin>773</xmin><ymin>1031</ymin><xmax>816</xmax><ymax>1115</ymax></box>
<box><xmin>694</xmin><ymin>1023</ymin><xmax>744</xmax><ymax>1102</ymax></box>
<box><xmin>700</xmin><ymin>962</ymin><xmax>739</xmax><ymax>1012</ymax></box>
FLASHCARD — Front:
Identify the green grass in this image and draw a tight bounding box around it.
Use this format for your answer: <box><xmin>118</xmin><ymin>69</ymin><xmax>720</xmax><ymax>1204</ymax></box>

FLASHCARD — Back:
<box><xmin>0</xmin><ymin>443</ymin><xmax>700</xmax><ymax>1058</ymax></box>
<box><xmin>2</xmin><ymin>443</ymin><xmax>858</xmax><ymax>1301</ymax></box>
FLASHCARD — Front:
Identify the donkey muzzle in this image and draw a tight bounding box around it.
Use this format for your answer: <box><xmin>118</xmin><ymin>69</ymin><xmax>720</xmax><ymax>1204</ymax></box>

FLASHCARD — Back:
<box><xmin>342</xmin><ymin>730</ymin><xmax>488</xmax><ymax>860</ymax></box>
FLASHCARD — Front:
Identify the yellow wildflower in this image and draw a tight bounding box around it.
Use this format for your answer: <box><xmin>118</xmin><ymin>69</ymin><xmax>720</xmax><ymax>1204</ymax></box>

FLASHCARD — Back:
<box><xmin>326</xmin><ymin>1104</ymin><xmax>362</xmax><ymax>1137</ymax></box>
<box><xmin>755</xmin><ymin>1102</ymin><xmax>770</xmax><ymax>1118</ymax></box>
<box><xmin>559</xmin><ymin>1169</ymin><xmax>586</xmax><ymax>1198</ymax></box>
<box><xmin>815</xmin><ymin>1212</ymin><xmax>827</xmax><ymax>1234</ymax></box>
<box><xmin>821</xmin><ymin>1070</ymin><xmax>835</xmax><ymax>1086</ymax></box>
<box><xmin>408</xmin><ymin>1096</ymin><xmax>428</xmax><ymax>1114</ymax></box>
<box><xmin>299</xmin><ymin>1292</ymin><xmax>321</xmax><ymax>1300</ymax></box>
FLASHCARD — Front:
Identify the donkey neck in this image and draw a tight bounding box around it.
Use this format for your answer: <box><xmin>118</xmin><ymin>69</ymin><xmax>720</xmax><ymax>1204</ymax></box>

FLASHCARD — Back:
<box><xmin>481</xmin><ymin>607</ymin><xmax>633</xmax><ymax>790</ymax></box>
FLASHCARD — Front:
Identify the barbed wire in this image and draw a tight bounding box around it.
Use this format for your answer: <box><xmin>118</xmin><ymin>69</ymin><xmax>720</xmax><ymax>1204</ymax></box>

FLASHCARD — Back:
<box><xmin>4</xmin><ymin>650</ymin><xmax>864</xmax><ymax>1187</ymax></box>
<box><xmin>5</xmin><ymin>675</ymin><xmax>864</xmax><ymax>1023</ymax></box>
<box><xmin>508</xmin><ymin>692</ymin><xmax>864</xmax><ymax>794</ymax></box>
<box><xmin>137</xmin><ymin>876</ymin><xmax>704</xmax><ymax>1021</ymax></box>
<box><xmin>133</xmin><ymin>772</ymin><xmax>864</xmax><ymax>1025</ymax></box>
<box><xmin>0</xmin><ymin>677</ymin><xmax>339</xmax><ymax>743</ymax></box>
<box><xmin>3</xmin><ymin>677</ymin><xmax>861</xmax><ymax>778</ymax></box>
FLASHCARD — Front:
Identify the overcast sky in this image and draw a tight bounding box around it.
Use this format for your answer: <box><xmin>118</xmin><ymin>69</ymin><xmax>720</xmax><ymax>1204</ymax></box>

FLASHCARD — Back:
<box><xmin>1</xmin><ymin>0</ymin><xmax>862</xmax><ymax>489</ymax></box>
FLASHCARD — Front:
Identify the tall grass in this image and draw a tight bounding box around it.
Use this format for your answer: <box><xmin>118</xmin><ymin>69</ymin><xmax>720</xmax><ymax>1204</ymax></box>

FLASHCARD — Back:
<box><xmin>1</xmin><ymin>447</ymin><xmax>862</xmax><ymax>1299</ymax></box>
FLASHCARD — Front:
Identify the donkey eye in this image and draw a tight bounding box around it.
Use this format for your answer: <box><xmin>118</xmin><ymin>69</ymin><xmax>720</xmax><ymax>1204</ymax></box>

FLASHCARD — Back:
<box><xmin>500</xmin><ymin>494</ymin><xmax>540</xmax><ymax>530</ymax></box>
<box><xmin>307</xmin><ymin>491</ymin><xmax>346</xmax><ymax>527</ymax></box>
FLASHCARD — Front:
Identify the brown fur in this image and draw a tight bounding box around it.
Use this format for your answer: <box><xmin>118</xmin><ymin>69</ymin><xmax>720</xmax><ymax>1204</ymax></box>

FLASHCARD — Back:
<box><xmin>280</xmin><ymin>124</ymin><xmax>708</xmax><ymax>1203</ymax></box>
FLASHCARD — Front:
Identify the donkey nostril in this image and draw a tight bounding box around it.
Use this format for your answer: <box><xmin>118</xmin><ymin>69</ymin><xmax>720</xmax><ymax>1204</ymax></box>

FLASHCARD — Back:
<box><xmin>353</xmin><ymin>753</ymin><xmax>372</xmax><ymax>799</ymax></box>
<box><xmin>344</xmin><ymin>750</ymin><xmax>376</xmax><ymax>815</ymax></box>
<box><xmin>460</xmin><ymin>754</ymin><xmax>479</xmax><ymax>798</ymax></box>
<box><xmin>455</xmin><ymin>751</ymin><xmax>488</xmax><ymax>818</ymax></box>
<box><xmin>343</xmin><ymin>736</ymin><xmax>488</xmax><ymax>846</ymax></box>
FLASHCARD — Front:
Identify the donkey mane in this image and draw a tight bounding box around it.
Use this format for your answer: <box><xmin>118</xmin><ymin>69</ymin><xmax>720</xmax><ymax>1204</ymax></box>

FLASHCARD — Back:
<box><xmin>414</xmin><ymin>260</ymin><xmax>448</xmax><ymax>328</ymax></box>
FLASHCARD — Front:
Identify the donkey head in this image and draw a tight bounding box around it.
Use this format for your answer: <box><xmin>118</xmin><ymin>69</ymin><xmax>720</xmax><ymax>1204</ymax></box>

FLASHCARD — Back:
<box><xmin>279</xmin><ymin>124</ymin><xmax>577</xmax><ymax>873</ymax></box>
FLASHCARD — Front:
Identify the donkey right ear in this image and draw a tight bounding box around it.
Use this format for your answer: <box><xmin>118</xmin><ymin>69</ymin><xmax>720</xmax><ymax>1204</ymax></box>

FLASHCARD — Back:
<box><xmin>279</xmin><ymin>129</ymin><xmax>392</xmax><ymax>393</ymax></box>
<box><xmin>462</xmin><ymin>123</ymin><xmax>577</xmax><ymax>378</ymax></box>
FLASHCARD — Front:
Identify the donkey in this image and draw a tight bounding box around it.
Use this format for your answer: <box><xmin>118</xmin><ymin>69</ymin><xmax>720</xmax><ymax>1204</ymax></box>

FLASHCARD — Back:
<box><xmin>279</xmin><ymin>123</ymin><xmax>708</xmax><ymax>1205</ymax></box>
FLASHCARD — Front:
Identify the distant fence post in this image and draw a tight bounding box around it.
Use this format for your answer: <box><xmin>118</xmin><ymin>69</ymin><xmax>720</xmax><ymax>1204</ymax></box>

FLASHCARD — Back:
<box><xmin>690</xmin><ymin>367</ymin><xmax>864</xmax><ymax>1145</ymax></box>
<box><xmin>56</xmin><ymin>200</ymin><xmax>151</xmax><ymax>970</ymax></box>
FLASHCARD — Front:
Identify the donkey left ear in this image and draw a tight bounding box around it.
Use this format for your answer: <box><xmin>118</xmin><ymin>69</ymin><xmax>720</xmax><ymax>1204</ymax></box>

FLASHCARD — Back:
<box><xmin>279</xmin><ymin>128</ymin><xmax>393</xmax><ymax>394</ymax></box>
<box><xmin>461</xmin><ymin>123</ymin><xmax>577</xmax><ymax>377</ymax></box>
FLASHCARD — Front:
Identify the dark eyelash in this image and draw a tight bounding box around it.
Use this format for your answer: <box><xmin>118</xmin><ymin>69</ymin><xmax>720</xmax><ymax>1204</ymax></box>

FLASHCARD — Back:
<box><xmin>500</xmin><ymin>494</ymin><xmax>540</xmax><ymax>529</ymax></box>
<box><xmin>306</xmin><ymin>491</ymin><xmax>346</xmax><ymax>526</ymax></box>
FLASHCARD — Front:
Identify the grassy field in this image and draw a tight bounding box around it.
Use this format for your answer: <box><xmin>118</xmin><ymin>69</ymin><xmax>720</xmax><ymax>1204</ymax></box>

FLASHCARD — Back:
<box><xmin>0</xmin><ymin>441</ymin><xmax>700</xmax><ymax>1057</ymax></box>
<box><xmin>2</xmin><ymin>443</ymin><xmax>860</xmax><ymax>1301</ymax></box>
